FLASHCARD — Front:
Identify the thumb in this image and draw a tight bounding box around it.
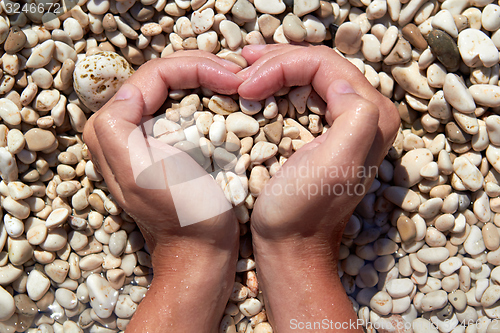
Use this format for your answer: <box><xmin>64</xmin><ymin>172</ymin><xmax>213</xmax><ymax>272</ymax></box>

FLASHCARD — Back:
<box><xmin>101</xmin><ymin>83</ymin><xmax>145</xmax><ymax>125</ymax></box>
<box><xmin>85</xmin><ymin>83</ymin><xmax>149</xmax><ymax>199</ymax></box>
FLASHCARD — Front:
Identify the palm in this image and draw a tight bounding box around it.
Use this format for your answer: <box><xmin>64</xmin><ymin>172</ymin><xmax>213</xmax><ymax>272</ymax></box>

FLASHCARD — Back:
<box><xmin>250</xmin><ymin>131</ymin><xmax>367</xmax><ymax>240</ymax></box>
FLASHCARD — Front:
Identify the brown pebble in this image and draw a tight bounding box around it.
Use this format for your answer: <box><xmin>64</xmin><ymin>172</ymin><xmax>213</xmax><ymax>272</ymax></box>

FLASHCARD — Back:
<box><xmin>120</xmin><ymin>45</ymin><xmax>145</xmax><ymax>65</ymax></box>
<box><xmin>317</xmin><ymin>1</ymin><xmax>333</xmax><ymax>18</ymax></box>
<box><xmin>397</xmin><ymin>101</ymin><xmax>418</xmax><ymax>124</ymax></box>
<box><xmin>411</xmin><ymin>118</ymin><xmax>426</xmax><ymax>137</ymax></box>
<box><xmin>4</xmin><ymin>27</ymin><xmax>27</xmax><ymax>54</ymax></box>
<box><xmin>263</xmin><ymin>122</ymin><xmax>283</xmax><ymax>145</ymax></box>
<box><xmin>426</xmin><ymin>29</ymin><xmax>461</xmax><ymax>71</ymax></box>
<box><xmin>397</xmin><ymin>216</ymin><xmax>416</xmax><ymax>243</ymax></box>
<box><xmin>102</xmin><ymin>13</ymin><xmax>117</xmax><ymax>32</ymax></box>
<box><xmin>130</xmin><ymin>3</ymin><xmax>155</xmax><ymax>22</ymax></box>
<box><xmin>445</xmin><ymin>122</ymin><xmax>471</xmax><ymax>143</ymax></box>
<box><xmin>24</xmin><ymin>128</ymin><xmax>57</xmax><ymax>152</ymax></box>
<box><xmin>453</xmin><ymin>15</ymin><xmax>470</xmax><ymax>32</ymax></box>
<box><xmin>15</xmin><ymin>71</ymin><xmax>28</xmax><ymax>90</ymax></box>
<box><xmin>258</xmin><ymin>14</ymin><xmax>281</xmax><ymax>39</ymax></box>
<box><xmin>402</xmin><ymin>24</ymin><xmax>427</xmax><ymax>50</ymax></box>
<box><xmin>99</xmin><ymin>42</ymin><xmax>116</xmax><ymax>52</ymax></box>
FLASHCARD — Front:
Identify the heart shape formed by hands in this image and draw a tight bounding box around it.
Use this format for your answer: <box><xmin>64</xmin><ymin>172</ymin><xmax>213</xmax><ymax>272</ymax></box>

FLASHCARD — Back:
<box><xmin>83</xmin><ymin>44</ymin><xmax>400</xmax><ymax>333</ymax></box>
<box><xmin>83</xmin><ymin>44</ymin><xmax>402</xmax><ymax>268</ymax></box>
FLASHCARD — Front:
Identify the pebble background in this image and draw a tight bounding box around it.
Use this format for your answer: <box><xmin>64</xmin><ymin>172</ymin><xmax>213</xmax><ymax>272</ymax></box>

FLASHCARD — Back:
<box><xmin>0</xmin><ymin>0</ymin><xmax>500</xmax><ymax>332</ymax></box>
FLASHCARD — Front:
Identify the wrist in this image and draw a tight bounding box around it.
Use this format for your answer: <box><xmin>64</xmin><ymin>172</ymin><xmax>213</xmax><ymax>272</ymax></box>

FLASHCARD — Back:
<box><xmin>151</xmin><ymin>236</ymin><xmax>239</xmax><ymax>276</ymax></box>
<box><xmin>138</xmin><ymin>210</ymin><xmax>240</xmax><ymax>269</ymax></box>
<box><xmin>127</xmin><ymin>229</ymin><xmax>239</xmax><ymax>333</ymax></box>
<box><xmin>251</xmin><ymin>234</ymin><xmax>361</xmax><ymax>333</ymax></box>
<box><xmin>251</xmin><ymin>229</ymin><xmax>341</xmax><ymax>271</ymax></box>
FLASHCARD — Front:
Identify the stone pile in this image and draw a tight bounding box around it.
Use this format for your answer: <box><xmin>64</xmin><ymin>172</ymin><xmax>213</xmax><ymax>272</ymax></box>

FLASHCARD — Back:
<box><xmin>0</xmin><ymin>0</ymin><xmax>500</xmax><ymax>332</ymax></box>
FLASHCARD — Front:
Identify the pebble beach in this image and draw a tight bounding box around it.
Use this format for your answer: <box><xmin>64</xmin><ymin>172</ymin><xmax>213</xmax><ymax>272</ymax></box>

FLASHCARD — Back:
<box><xmin>1</xmin><ymin>0</ymin><xmax>500</xmax><ymax>332</ymax></box>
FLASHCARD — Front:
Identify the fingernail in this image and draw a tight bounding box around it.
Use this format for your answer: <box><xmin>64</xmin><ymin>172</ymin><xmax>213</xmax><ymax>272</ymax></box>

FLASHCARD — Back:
<box><xmin>114</xmin><ymin>84</ymin><xmax>135</xmax><ymax>101</ymax></box>
<box><xmin>332</xmin><ymin>79</ymin><xmax>356</xmax><ymax>94</ymax></box>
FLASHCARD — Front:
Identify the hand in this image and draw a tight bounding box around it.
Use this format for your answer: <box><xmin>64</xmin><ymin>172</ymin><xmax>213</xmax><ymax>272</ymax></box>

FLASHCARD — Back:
<box><xmin>237</xmin><ymin>44</ymin><xmax>400</xmax><ymax>332</ymax></box>
<box><xmin>239</xmin><ymin>44</ymin><xmax>400</xmax><ymax>254</ymax></box>
<box><xmin>83</xmin><ymin>51</ymin><xmax>243</xmax><ymax>333</ymax></box>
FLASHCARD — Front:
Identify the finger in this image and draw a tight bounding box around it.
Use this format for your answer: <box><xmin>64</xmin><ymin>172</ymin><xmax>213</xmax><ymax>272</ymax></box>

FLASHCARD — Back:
<box><xmin>84</xmin><ymin>84</ymin><xmax>147</xmax><ymax>203</ymax></box>
<box><xmin>238</xmin><ymin>46</ymin><xmax>371</xmax><ymax>102</ymax></box>
<box><xmin>164</xmin><ymin>50</ymin><xmax>243</xmax><ymax>73</ymax></box>
<box><xmin>241</xmin><ymin>44</ymin><xmax>296</xmax><ymax>65</ymax></box>
<box><xmin>125</xmin><ymin>57</ymin><xmax>244</xmax><ymax>115</ymax></box>
<box><xmin>239</xmin><ymin>45</ymin><xmax>399</xmax><ymax>152</ymax></box>
<box><xmin>270</xmin><ymin>91</ymin><xmax>380</xmax><ymax>205</ymax></box>
<box><xmin>238</xmin><ymin>45</ymin><xmax>297</xmax><ymax>81</ymax></box>
<box><xmin>318</xmin><ymin>89</ymin><xmax>380</xmax><ymax>173</ymax></box>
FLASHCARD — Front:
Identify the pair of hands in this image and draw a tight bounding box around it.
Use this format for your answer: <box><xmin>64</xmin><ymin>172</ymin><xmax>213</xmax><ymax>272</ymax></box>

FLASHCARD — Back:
<box><xmin>83</xmin><ymin>45</ymin><xmax>399</xmax><ymax>333</ymax></box>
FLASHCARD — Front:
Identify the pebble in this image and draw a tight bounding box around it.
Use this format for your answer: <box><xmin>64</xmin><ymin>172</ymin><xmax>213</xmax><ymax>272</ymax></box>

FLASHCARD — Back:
<box><xmin>55</xmin><ymin>288</ymin><xmax>78</xmax><ymax>310</ymax></box>
<box><xmin>402</xmin><ymin>24</ymin><xmax>427</xmax><ymax>50</ymax></box>
<box><xmin>448</xmin><ymin>290</ymin><xmax>467</xmax><ymax>312</ymax></box>
<box><xmin>0</xmin><ymin>264</ymin><xmax>22</xmax><ymax>285</ymax></box>
<box><xmin>469</xmin><ymin>84</ymin><xmax>500</xmax><ymax>107</ymax></box>
<box><xmin>443</xmin><ymin>74</ymin><xmax>476</xmax><ymax>113</ymax></box>
<box><xmin>26</xmin><ymin>40</ymin><xmax>55</xmax><ymax>69</ymax></box>
<box><xmin>0</xmin><ymin>285</ymin><xmax>15</xmax><ymax>321</ymax></box>
<box><xmin>73</xmin><ymin>51</ymin><xmax>134</xmax><ymax>112</ymax></box>
<box><xmin>370</xmin><ymin>291</ymin><xmax>393</xmax><ymax>315</ymax></box>
<box><xmin>0</xmin><ymin>98</ymin><xmax>22</xmax><ymax>126</ymax></box>
<box><xmin>384</xmin><ymin>37</ymin><xmax>412</xmax><ymax>65</ymax></box>
<box><xmin>481</xmin><ymin>285</ymin><xmax>500</xmax><ymax>307</ymax></box>
<box><xmin>335</xmin><ymin>22</ymin><xmax>362</xmax><ymax>55</ymax></box>
<box><xmin>386</xmin><ymin>278</ymin><xmax>414</xmax><ymax>298</ymax></box>
<box><xmin>392</xmin><ymin>62</ymin><xmax>435</xmax><ymax>99</ymax></box>
<box><xmin>457</xmin><ymin>28</ymin><xmax>499</xmax><ymax>68</ymax></box>
<box><xmin>4</xmin><ymin>27</ymin><xmax>26</xmax><ymax>54</ymax></box>
<box><xmin>232</xmin><ymin>0</ymin><xmax>256</xmax><ymax>22</ymax></box>
<box><xmin>426</xmin><ymin>30</ymin><xmax>461</xmax><ymax>71</ymax></box>
<box><xmin>8</xmin><ymin>237</ymin><xmax>33</xmax><ymax>265</ymax></box>
<box><xmin>283</xmin><ymin>14</ymin><xmax>307</xmax><ymax>42</ymax></box>
<box><xmin>114</xmin><ymin>294</ymin><xmax>137</xmax><ymax>318</ymax></box>
<box><xmin>239</xmin><ymin>298</ymin><xmax>263</xmax><ymax>317</ymax></box>
<box><xmin>432</xmin><ymin>10</ymin><xmax>459</xmax><ymax>38</ymax></box>
<box><xmin>293</xmin><ymin>0</ymin><xmax>320</xmax><ymax>17</ymax></box>
<box><xmin>417</xmin><ymin>247</ymin><xmax>450</xmax><ymax>264</ymax></box>
<box><xmin>219</xmin><ymin>20</ymin><xmax>242</xmax><ymax>50</ymax></box>
<box><xmin>482</xmin><ymin>4</ymin><xmax>500</xmax><ymax>31</ymax></box>
<box><xmin>24</xmin><ymin>128</ymin><xmax>57</xmax><ymax>152</ymax></box>
<box><xmin>191</xmin><ymin>9</ymin><xmax>215</xmax><ymax>34</ymax></box>
<box><xmin>86</xmin><ymin>274</ymin><xmax>119</xmax><ymax>319</ymax></box>
<box><xmin>1</xmin><ymin>0</ymin><xmax>500</xmax><ymax>331</ymax></box>
<box><xmin>463</xmin><ymin>225</ymin><xmax>486</xmax><ymax>255</ymax></box>
<box><xmin>482</xmin><ymin>223</ymin><xmax>500</xmax><ymax>250</ymax></box>
<box><xmin>226</xmin><ymin>112</ymin><xmax>260</xmax><ymax>137</ymax></box>
<box><xmin>250</xmin><ymin>142</ymin><xmax>278</xmax><ymax>164</ymax></box>
<box><xmin>421</xmin><ymin>290</ymin><xmax>448</xmax><ymax>312</ymax></box>
<box><xmin>393</xmin><ymin>148</ymin><xmax>433</xmax><ymax>187</ymax></box>
<box><xmin>44</xmin><ymin>260</ymin><xmax>70</xmax><ymax>284</ymax></box>
<box><xmin>254</xmin><ymin>0</ymin><xmax>286</xmax><ymax>15</ymax></box>
<box><xmin>26</xmin><ymin>270</ymin><xmax>51</xmax><ymax>301</ymax></box>
<box><xmin>46</xmin><ymin>208</ymin><xmax>70</xmax><ymax>229</ymax></box>
<box><xmin>453</xmin><ymin>156</ymin><xmax>483</xmax><ymax>191</ymax></box>
<box><xmin>397</xmin><ymin>216</ymin><xmax>417</xmax><ymax>243</ymax></box>
<box><xmin>384</xmin><ymin>186</ymin><xmax>420</xmax><ymax>212</ymax></box>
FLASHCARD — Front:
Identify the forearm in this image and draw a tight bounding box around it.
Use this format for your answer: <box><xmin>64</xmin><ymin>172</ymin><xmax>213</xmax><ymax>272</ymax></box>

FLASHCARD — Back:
<box><xmin>126</xmin><ymin>238</ymin><xmax>239</xmax><ymax>333</ymax></box>
<box><xmin>253</xmin><ymin>237</ymin><xmax>362</xmax><ymax>333</ymax></box>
